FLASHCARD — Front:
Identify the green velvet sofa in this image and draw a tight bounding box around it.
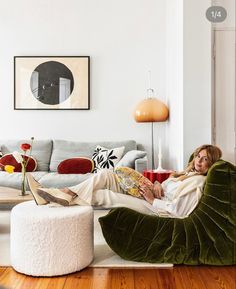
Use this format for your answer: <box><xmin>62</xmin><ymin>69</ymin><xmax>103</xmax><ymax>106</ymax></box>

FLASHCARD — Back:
<box><xmin>99</xmin><ymin>159</ymin><xmax>236</xmax><ymax>265</ymax></box>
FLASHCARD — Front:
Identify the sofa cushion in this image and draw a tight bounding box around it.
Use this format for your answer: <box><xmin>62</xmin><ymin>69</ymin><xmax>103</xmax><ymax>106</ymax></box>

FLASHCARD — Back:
<box><xmin>50</xmin><ymin>140</ymin><xmax>137</xmax><ymax>172</ymax></box>
<box><xmin>0</xmin><ymin>153</ymin><xmax>37</xmax><ymax>172</ymax></box>
<box><xmin>0</xmin><ymin>171</ymin><xmax>48</xmax><ymax>190</ymax></box>
<box><xmin>115</xmin><ymin>150</ymin><xmax>147</xmax><ymax>169</ymax></box>
<box><xmin>57</xmin><ymin>157</ymin><xmax>94</xmax><ymax>174</ymax></box>
<box><xmin>39</xmin><ymin>172</ymin><xmax>93</xmax><ymax>188</ymax></box>
<box><xmin>0</xmin><ymin>140</ymin><xmax>52</xmax><ymax>171</ymax></box>
<box><xmin>92</xmin><ymin>145</ymin><xmax>125</xmax><ymax>173</ymax></box>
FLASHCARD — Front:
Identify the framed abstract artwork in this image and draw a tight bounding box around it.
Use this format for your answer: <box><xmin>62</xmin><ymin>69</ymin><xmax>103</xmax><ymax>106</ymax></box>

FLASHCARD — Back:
<box><xmin>14</xmin><ymin>56</ymin><xmax>90</xmax><ymax>110</ymax></box>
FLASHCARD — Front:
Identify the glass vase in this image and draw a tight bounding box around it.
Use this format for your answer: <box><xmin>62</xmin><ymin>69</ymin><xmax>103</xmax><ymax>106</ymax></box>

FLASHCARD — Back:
<box><xmin>20</xmin><ymin>166</ymin><xmax>27</xmax><ymax>196</ymax></box>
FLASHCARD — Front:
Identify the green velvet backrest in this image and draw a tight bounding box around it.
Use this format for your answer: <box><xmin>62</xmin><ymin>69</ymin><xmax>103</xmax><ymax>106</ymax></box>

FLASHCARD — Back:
<box><xmin>99</xmin><ymin>160</ymin><xmax>236</xmax><ymax>265</ymax></box>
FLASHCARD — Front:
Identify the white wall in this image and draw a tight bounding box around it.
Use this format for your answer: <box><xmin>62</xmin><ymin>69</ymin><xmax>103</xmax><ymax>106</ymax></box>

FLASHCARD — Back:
<box><xmin>0</xmin><ymin>0</ymin><xmax>214</xmax><ymax>170</ymax></box>
<box><xmin>183</xmin><ymin>0</ymin><xmax>212</xmax><ymax>165</ymax></box>
<box><xmin>0</xmin><ymin>0</ymin><xmax>167</xmax><ymax>168</ymax></box>
<box><xmin>212</xmin><ymin>0</ymin><xmax>235</xmax><ymax>29</ymax></box>
<box><xmin>212</xmin><ymin>0</ymin><xmax>236</xmax><ymax>163</ymax></box>
<box><xmin>166</xmin><ymin>0</ymin><xmax>212</xmax><ymax>169</ymax></box>
<box><xmin>166</xmin><ymin>0</ymin><xmax>184</xmax><ymax>171</ymax></box>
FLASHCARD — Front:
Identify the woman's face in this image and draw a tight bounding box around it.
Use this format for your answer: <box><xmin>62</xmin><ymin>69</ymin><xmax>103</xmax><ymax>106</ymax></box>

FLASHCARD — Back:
<box><xmin>194</xmin><ymin>149</ymin><xmax>209</xmax><ymax>174</ymax></box>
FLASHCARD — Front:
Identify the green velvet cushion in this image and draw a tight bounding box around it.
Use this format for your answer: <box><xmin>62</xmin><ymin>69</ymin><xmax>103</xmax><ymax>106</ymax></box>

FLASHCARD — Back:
<box><xmin>99</xmin><ymin>160</ymin><xmax>236</xmax><ymax>265</ymax></box>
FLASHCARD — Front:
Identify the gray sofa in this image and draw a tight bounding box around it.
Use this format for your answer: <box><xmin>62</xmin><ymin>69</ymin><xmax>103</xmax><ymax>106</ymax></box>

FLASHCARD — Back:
<box><xmin>0</xmin><ymin>139</ymin><xmax>147</xmax><ymax>190</ymax></box>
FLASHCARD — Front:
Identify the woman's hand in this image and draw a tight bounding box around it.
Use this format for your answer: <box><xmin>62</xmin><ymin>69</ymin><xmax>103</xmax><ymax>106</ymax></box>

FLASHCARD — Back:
<box><xmin>153</xmin><ymin>181</ymin><xmax>164</xmax><ymax>199</ymax></box>
<box><xmin>140</xmin><ymin>189</ymin><xmax>155</xmax><ymax>204</ymax></box>
<box><xmin>140</xmin><ymin>181</ymin><xmax>164</xmax><ymax>204</ymax></box>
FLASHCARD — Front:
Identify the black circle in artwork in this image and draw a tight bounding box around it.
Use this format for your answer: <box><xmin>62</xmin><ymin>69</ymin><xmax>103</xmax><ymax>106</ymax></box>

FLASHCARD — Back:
<box><xmin>30</xmin><ymin>61</ymin><xmax>74</xmax><ymax>105</ymax></box>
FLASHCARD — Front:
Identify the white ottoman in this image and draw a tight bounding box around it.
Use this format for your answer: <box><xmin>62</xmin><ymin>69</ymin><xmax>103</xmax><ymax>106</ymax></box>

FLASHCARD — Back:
<box><xmin>11</xmin><ymin>201</ymin><xmax>94</xmax><ymax>276</ymax></box>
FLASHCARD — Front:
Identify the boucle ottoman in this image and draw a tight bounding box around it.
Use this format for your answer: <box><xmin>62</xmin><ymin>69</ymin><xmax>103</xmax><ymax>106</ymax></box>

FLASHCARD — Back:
<box><xmin>10</xmin><ymin>201</ymin><xmax>94</xmax><ymax>276</ymax></box>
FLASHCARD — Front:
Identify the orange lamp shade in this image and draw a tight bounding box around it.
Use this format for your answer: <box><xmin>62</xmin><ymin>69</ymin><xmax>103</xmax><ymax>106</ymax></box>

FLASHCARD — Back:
<box><xmin>133</xmin><ymin>98</ymin><xmax>169</xmax><ymax>122</ymax></box>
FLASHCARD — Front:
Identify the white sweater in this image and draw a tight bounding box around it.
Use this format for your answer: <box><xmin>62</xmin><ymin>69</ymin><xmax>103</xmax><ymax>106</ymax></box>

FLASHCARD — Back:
<box><xmin>147</xmin><ymin>174</ymin><xmax>206</xmax><ymax>218</ymax></box>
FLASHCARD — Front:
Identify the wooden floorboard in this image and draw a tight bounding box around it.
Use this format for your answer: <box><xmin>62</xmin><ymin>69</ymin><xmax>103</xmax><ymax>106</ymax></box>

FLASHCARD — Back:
<box><xmin>0</xmin><ymin>266</ymin><xmax>235</xmax><ymax>289</ymax></box>
<box><xmin>134</xmin><ymin>269</ymin><xmax>159</xmax><ymax>289</ymax></box>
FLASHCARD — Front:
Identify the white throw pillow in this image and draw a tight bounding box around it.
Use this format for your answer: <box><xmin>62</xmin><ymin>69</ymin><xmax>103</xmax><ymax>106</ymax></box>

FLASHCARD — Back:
<box><xmin>92</xmin><ymin>145</ymin><xmax>125</xmax><ymax>173</ymax></box>
<box><xmin>115</xmin><ymin>150</ymin><xmax>147</xmax><ymax>168</ymax></box>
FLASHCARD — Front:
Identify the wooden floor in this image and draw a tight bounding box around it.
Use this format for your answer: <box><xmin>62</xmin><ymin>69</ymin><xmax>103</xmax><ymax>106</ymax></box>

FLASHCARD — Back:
<box><xmin>0</xmin><ymin>266</ymin><xmax>235</xmax><ymax>289</ymax></box>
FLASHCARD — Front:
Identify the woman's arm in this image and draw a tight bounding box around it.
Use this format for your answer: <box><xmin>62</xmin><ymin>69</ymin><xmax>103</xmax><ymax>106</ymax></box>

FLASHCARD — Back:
<box><xmin>142</xmin><ymin>176</ymin><xmax>205</xmax><ymax>218</ymax></box>
<box><xmin>152</xmin><ymin>187</ymin><xmax>202</xmax><ymax>217</ymax></box>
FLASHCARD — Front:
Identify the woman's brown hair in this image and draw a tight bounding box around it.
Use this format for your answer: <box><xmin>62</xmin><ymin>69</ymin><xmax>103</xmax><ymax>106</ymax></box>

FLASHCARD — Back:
<box><xmin>171</xmin><ymin>144</ymin><xmax>222</xmax><ymax>179</ymax></box>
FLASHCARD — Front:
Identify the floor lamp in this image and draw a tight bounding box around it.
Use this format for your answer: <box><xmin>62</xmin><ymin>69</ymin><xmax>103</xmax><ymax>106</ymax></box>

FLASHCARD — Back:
<box><xmin>133</xmin><ymin>89</ymin><xmax>169</xmax><ymax>170</ymax></box>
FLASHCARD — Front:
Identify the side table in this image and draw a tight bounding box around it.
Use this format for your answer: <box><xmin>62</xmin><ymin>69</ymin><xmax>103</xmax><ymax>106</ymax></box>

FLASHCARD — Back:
<box><xmin>0</xmin><ymin>187</ymin><xmax>33</xmax><ymax>205</ymax></box>
<box><xmin>143</xmin><ymin>170</ymin><xmax>173</xmax><ymax>183</ymax></box>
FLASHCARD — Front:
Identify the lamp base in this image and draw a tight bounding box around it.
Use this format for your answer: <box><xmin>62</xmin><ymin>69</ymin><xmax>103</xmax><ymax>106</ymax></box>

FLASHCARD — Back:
<box><xmin>153</xmin><ymin>166</ymin><xmax>167</xmax><ymax>173</ymax></box>
<box><xmin>153</xmin><ymin>154</ymin><xmax>165</xmax><ymax>172</ymax></box>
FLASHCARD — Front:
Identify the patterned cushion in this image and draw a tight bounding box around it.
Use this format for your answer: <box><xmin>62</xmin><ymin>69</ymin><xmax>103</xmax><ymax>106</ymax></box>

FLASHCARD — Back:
<box><xmin>92</xmin><ymin>145</ymin><xmax>125</xmax><ymax>173</ymax></box>
<box><xmin>57</xmin><ymin>157</ymin><xmax>94</xmax><ymax>174</ymax></box>
<box><xmin>114</xmin><ymin>167</ymin><xmax>153</xmax><ymax>198</ymax></box>
<box><xmin>0</xmin><ymin>153</ymin><xmax>37</xmax><ymax>172</ymax></box>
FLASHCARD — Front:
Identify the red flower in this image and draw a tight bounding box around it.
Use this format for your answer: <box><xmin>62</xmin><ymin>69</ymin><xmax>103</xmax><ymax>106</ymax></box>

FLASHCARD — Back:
<box><xmin>20</xmin><ymin>143</ymin><xmax>31</xmax><ymax>151</ymax></box>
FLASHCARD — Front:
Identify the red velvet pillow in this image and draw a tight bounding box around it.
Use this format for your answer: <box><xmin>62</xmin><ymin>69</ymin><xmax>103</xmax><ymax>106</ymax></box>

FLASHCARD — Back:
<box><xmin>57</xmin><ymin>157</ymin><xmax>94</xmax><ymax>174</ymax></box>
<box><xmin>0</xmin><ymin>153</ymin><xmax>37</xmax><ymax>172</ymax></box>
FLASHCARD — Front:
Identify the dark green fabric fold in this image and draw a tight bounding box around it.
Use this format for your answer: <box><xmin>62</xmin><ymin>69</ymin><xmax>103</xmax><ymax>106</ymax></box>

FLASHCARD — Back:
<box><xmin>99</xmin><ymin>160</ymin><xmax>236</xmax><ymax>265</ymax></box>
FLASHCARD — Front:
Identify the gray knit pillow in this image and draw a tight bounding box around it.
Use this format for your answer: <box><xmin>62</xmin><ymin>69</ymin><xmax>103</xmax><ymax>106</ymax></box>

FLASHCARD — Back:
<box><xmin>115</xmin><ymin>150</ymin><xmax>147</xmax><ymax>169</ymax></box>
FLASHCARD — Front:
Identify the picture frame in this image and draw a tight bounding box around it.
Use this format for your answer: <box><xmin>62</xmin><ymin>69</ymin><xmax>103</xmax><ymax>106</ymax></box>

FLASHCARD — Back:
<box><xmin>14</xmin><ymin>56</ymin><xmax>90</xmax><ymax>110</ymax></box>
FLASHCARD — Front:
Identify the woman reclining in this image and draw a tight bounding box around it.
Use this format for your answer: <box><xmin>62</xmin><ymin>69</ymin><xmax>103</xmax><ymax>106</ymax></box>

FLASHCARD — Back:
<box><xmin>27</xmin><ymin>144</ymin><xmax>222</xmax><ymax>218</ymax></box>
